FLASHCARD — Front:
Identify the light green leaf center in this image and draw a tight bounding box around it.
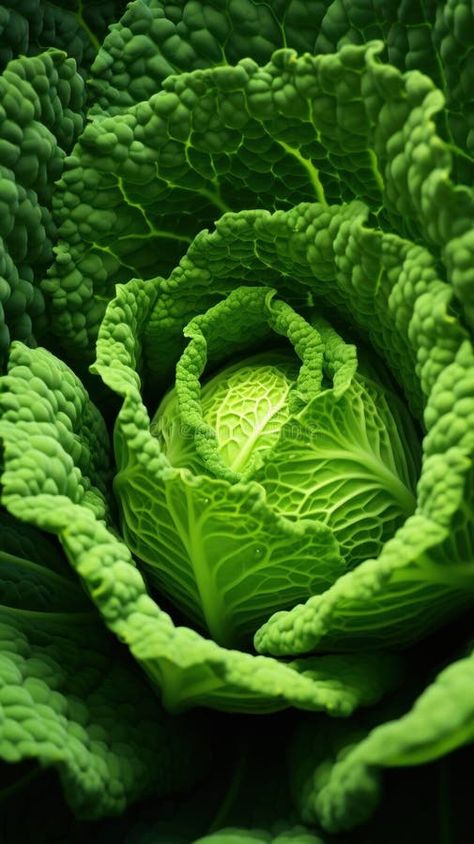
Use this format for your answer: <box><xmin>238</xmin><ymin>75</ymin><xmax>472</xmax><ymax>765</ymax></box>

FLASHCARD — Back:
<box><xmin>200</xmin><ymin>355</ymin><xmax>298</xmax><ymax>476</ymax></box>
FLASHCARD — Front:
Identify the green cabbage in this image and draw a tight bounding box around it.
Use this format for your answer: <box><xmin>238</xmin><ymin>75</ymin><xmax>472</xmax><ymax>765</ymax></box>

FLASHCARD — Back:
<box><xmin>144</xmin><ymin>287</ymin><xmax>419</xmax><ymax>646</ymax></box>
<box><xmin>0</xmin><ymin>1</ymin><xmax>473</xmax><ymax>841</ymax></box>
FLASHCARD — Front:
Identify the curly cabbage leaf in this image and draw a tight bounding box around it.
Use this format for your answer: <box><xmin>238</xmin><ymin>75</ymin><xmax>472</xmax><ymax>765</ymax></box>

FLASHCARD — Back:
<box><xmin>44</xmin><ymin>40</ymin><xmax>474</xmax><ymax>358</ymax></box>
<box><xmin>88</xmin><ymin>0</ymin><xmax>340</xmax><ymax>115</ymax></box>
<box><xmin>0</xmin><ymin>1</ymin><xmax>128</xmax><ymax>76</ymax></box>
<box><xmin>0</xmin><ymin>511</ymin><xmax>204</xmax><ymax>818</ymax></box>
<box><xmin>0</xmin><ymin>340</ymin><xmax>402</xmax><ymax>714</ymax></box>
<box><xmin>130</xmin><ymin>284</ymin><xmax>418</xmax><ymax>645</ymax></box>
<box><xmin>290</xmin><ymin>647</ymin><xmax>474</xmax><ymax>832</ymax></box>
<box><xmin>86</xmin><ymin>197</ymin><xmax>474</xmax><ymax>655</ymax></box>
<box><xmin>90</xmin><ymin>0</ymin><xmax>474</xmax><ymax>167</ymax></box>
<box><xmin>0</xmin><ymin>50</ymin><xmax>84</xmax><ymax>364</ymax></box>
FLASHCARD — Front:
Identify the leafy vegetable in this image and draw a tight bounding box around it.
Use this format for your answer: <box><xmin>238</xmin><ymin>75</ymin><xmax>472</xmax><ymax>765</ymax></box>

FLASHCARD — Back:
<box><xmin>0</xmin><ymin>50</ymin><xmax>84</xmax><ymax>362</ymax></box>
<box><xmin>142</xmin><ymin>284</ymin><xmax>418</xmax><ymax>644</ymax></box>
<box><xmin>0</xmin><ymin>340</ymin><xmax>402</xmax><ymax>714</ymax></box>
<box><xmin>0</xmin><ymin>1</ymin><xmax>127</xmax><ymax>76</ymax></box>
<box><xmin>311</xmin><ymin>645</ymin><xmax>474</xmax><ymax>832</ymax></box>
<box><xmin>0</xmin><ymin>511</ymin><xmax>206</xmax><ymax>817</ymax></box>
<box><xmin>45</xmin><ymin>34</ymin><xmax>474</xmax><ymax>358</ymax></box>
<box><xmin>0</xmin><ymin>0</ymin><xmax>473</xmax><ymax>839</ymax></box>
<box><xmin>288</xmin><ymin>641</ymin><xmax>474</xmax><ymax>832</ymax></box>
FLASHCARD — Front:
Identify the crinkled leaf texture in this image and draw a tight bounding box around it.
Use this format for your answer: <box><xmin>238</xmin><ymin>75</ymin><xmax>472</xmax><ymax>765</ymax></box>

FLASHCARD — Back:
<box><xmin>0</xmin><ymin>50</ymin><xmax>84</xmax><ymax>362</ymax></box>
<box><xmin>0</xmin><ymin>1</ymin><xmax>127</xmax><ymax>75</ymax></box>
<box><xmin>89</xmin><ymin>0</ymin><xmax>353</xmax><ymax>115</ymax></box>
<box><xmin>130</xmin><ymin>282</ymin><xmax>417</xmax><ymax>647</ymax></box>
<box><xmin>93</xmin><ymin>197</ymin><xmax>474</xmax><ymax>655</ymax></box>
<box><xmin>0</xmin><ymin>511</ymin><xmax>202</xmax><ymax>819</ymax></box>
<box><xmin>45</xmin><ymin>39</ymin><xmax>473</xmax><ymax>357</ymax></box>
<box><xmin>256</xmin><ymin>335</ymin><xmax>474</xmax><ymax>654</ymax></box>
<box><xmin>90</xmin><ymin>0</ymin><xmax>474</xmax><ymax>165</ymax></box>
<box><xmin>144</xmin><ymin>285</ymin><xmax>347</xmax><ymax>647</ymax></box>
<box><xmin>292</xmin><ymin>647</ymin><xmax>474</xmax><ymax>832</ymax></box>
<box><xmin>0</xmin><ymin>341</ymin><xmax>400</xmax><ymax>715</ymax></box>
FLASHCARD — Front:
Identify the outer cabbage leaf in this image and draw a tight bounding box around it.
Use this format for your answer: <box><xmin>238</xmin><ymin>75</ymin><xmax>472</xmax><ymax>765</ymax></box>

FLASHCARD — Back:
<box><xmin>45</xmin><ymin>41</ymin><xmax>473</xmax><ymax>358</ymax></box>
<box><xmin>432</xmin><ymin>0</ymin><xmax>474</xmax><ymax>163</ymax></box>
<box><xmin>89</xmin><ymin>0</ymin><xmax>335</xmax><ymax>116</ymax></box>
<box><xmin>0</xmin><ymin>340</ymin><xmax>401</xmax><ymax>714</ymax></box>
<box><xmin>256</xmin><ymin>343</ymin><xmax>474</xmax><ymax>653</ymax></box>
<box><xmin>293</xmin><ymin>647</ymin><xmax>474</xmax><ymax>832</ymax></box>
<box><xmin>0</xmin><ymin>50</ymin><xmax>84</xmax><ymax>364</ymax></box>
<box><xmin>306</xmin><ymin>0</ymin><xmax>474</xmax><ymax>167</ymax></box>
<box><xmin>89</xmin><ymin>0</ymin><xmax>474</xmax><ymax>169</ymax></box>
<box><xmin>0</xmin><ymin>510</ymin><xmax>203</xmax><ymax>818</ymax></box>
<box><xmin>0</xmin><ymin>1</ymin><xmax>127</xmax><ymax>76</ymax></box>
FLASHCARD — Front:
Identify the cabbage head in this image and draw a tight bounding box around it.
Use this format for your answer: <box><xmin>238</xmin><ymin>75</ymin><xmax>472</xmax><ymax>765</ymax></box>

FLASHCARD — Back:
<box><xmin>145</xmin><ymin>286</ymin><xmax>419</xmax><ymax>647</ymax></box>
<box><xmin>0</xmin><ymin>1</ymin><xmax>473</xmax><ymax>841</ymax></box>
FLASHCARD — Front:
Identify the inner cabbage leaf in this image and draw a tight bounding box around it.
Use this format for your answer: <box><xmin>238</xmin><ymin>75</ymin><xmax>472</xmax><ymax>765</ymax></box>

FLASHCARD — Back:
<box><xmin>145</xmin><ymin>286</ymin><xmax>419</xmax><ymax>644</ymax></box>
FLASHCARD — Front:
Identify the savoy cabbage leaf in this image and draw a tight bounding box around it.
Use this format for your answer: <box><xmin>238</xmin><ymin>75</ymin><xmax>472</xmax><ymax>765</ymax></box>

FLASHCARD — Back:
<box><xmin>89</xmin><ymin>198</ymin><xmax>474</xmax><ymax>657</ymax></box>
<box><xmin>90</xmin><ymin>0</ymin><xmax>474</xmax><ymax>166</ymax></box>
<box><xmin>0</xmin><ymin>510</ymin><xmax>206</xmax><ymax>817</ymax></box>
<box><xmin>0</xmin><ymin>340</ymin><xmax>402</xmax><ymax>714</ymax></box>
<box><xmin>289</xmin><ymin>643</ymin><xmax>474</xmax><ymax>832</ymax></box>
<box><xmin>0</xmin><ymin>0</ymin><xmax>473</xmax><ymax>838</ymax></box>
<box><xmin>45</xmin><ymin>38</ymin><xmax>474</xmax><ymax>358</ymax></box>
<box><xmin>0</xmin><ymin>50</ymin><xmax>84</xmax><ymax>363</ymax></box>
<box><xmin>120</xmin><ymin>284</ymin><xmax>418</xmax><ymax>646</ymax></box>
<box><xmin>0</xmin><ymin>1</ymin><xmax>128</xmax><ymax>76</ymax></box>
